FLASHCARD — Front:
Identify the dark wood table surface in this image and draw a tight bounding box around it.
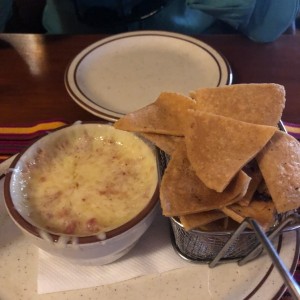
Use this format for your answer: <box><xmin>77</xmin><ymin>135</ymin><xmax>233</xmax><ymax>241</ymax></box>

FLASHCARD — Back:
<box><xmin>0</xmin><ymin>33</ymin><xmax>299</xmax><ymax>124</ymax></box>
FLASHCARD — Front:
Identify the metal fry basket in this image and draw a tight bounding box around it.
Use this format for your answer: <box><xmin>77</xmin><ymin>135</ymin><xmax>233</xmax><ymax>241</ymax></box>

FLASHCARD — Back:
<box><xmin>170</xmin><ymin>216</ymin><xmax>260</xmax><ymax>262</ymax></box>
<box><xmin>161</xmin><ymin>121</ymin><xmax>297</xmax><ymax>264</ymax></box>
<box><xmin>157</xmin><ymin>121</ymin><xmax>300</xmax><ymax>298</ymax></box>
<box><xmin>169</xmin><ymin>213</ymin><xmax>299</xmax><ymax>263</ymax></box>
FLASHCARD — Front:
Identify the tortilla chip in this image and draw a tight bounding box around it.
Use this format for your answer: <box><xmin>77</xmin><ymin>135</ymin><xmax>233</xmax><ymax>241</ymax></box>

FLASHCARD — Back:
<box><xmin>114</xmin><ymin>92</ymin><xmax>196</xmax><ymax>136</ymax></box>
<box><xmin>256</xmin><ymin>131</ymin><xmax>300</xmax><ymax>213</ymax></box>
<box><xmin>198</xmin><ymin>218</ymin><xmax>239</xmax><ymax>232</ymax></box>
<box><xmin>221</xmin><ymin>199</ymin><xmax>276</xmax><ymax>231</ymax></box>
<box><xmin>179</xmin><ymin>210</ymin><xmax>226</xmax><ymax>231</ymax></box>
<box><xmin>190</xmin><ymin>83</ymin><xmax>285</xmax><ymax>126</ymax></box>
<box><xmin>238</xmin><ymin>161</ymin><xmax>263</xmax><ymax>206</ymax></box>
<box><xmin>185</xmin><ymin>110</ymin><xmax>277</xmax><ymax>192</ymax></box>
<box><xmin>160</xmin><ymin>143</ymin><xmax>251</xmax><ymax>216</ymax></box>
<box><xmin>139</xmin><ymin>133</ymin><xmax>183</xmax><ymax>156</ymax></box>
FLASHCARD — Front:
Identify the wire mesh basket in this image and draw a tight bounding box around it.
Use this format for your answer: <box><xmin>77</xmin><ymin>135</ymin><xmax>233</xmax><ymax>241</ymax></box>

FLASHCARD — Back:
<box><xmin>160</xmin><ymin>121</ymin><xmax>298</xmax><ymax>263</ymax></box>
<box><xmin>157</xmin><ymin>122</ymin><xmax>300</xmax><ymax>297</ymax></box>
<box><xmin>169</xmin><ymin>213</ymin><xmax>299</xmax><ymax>263</ymax></box>
<box><xmin>170</xmin><ymin>217</ymin><xmax>260</xmax><ymax>262</ymax></box>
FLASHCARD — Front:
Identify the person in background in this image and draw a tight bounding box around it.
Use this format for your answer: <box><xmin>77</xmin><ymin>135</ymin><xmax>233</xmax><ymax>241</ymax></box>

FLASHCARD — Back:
<box><xmin>187</xmin><ymin>0</ymin><xmax>300</xmax><ymax>42</ymax></box>
<box><xmin>1</xmin><ymin>0</ymin><xmax>299</xmax><ymax>43</ymax></box>
<box><xmin>41</xmin><ymin>0</ymin><xmax>217</xmax><ymax>35</ymax></box>
<box><xmin>41</xmin><ymin>0</ymin><xmax>299</xmax><ymax>42</ymax></box>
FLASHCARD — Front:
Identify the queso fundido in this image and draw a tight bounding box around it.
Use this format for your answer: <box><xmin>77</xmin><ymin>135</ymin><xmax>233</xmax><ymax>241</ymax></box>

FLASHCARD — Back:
<box><xmin>9</xmin><ymin>124</ymin><xmax>158</xmax><ymax>236</ymax></box>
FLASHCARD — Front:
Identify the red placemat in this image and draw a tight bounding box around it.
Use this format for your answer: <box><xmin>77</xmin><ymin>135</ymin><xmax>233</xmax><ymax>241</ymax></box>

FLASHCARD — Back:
<box><xmin>0</xmin><ymin>120</ymin><xmax>67</xmax><ymax>163</ymax></box>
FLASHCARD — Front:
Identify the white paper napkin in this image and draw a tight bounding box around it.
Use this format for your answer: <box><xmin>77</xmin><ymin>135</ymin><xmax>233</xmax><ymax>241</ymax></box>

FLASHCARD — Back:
<box><xmin>38</xmin><ymin>214</ymin><xmax>190</xmax><ymax>294</ymax></box>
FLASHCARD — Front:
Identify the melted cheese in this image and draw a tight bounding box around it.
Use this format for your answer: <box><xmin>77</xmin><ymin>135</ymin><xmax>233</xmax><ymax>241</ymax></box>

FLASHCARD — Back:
<box><xmin>20</xmin><ymin>125</ymin><xmax>158</xmax><ymax>236</ymax></box>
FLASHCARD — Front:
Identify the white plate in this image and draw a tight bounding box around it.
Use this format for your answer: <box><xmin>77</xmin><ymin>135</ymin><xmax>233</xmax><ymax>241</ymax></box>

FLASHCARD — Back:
<box><xmin>0</xmin><ymin>157</ymin><xmax>299</xmax><ymax>299</ymax></box>
<box><xmin>65</xmin><ymin>31</ymin><xmax>232</xmax><ymax>121</ymax></box>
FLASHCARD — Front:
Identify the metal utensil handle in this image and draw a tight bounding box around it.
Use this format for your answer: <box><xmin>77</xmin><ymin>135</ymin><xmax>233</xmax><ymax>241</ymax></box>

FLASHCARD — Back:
<box><xmin>209</xmin><ymin>221</ymin><xmax>249</xmax><ymax>268</ymax></box>
<box><xmin>239</xmin><ymin>214</ymin><xmax>300</xmax><ymax>265</ymax></box>
<box><xmin>246</xmin><ymin>219</ymin><xmax>300</xmax><ymax>300</ymax></box>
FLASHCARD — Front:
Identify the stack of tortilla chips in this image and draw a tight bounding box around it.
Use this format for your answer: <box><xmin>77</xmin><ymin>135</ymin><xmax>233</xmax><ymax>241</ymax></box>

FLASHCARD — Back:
<box><xmin>114</xmin><ymin>83</ymin><xmax>300</xmax><ymax>231</ymax></box>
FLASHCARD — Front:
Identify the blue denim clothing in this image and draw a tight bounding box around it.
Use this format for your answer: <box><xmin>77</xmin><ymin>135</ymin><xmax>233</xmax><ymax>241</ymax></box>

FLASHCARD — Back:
<box><xmin>42</xmin><ymin>0</ymin><xmax>216</xmax><ymax>34</ymax></box>
<box><xmin>41</xmin><ymin>0</ymin><xmax>299</xmax><ymax>42</ymax></box>
<box><xmin>188</xmin><ymin>0</ymin><xmax>300</xmax><ymax>42</ymax></box>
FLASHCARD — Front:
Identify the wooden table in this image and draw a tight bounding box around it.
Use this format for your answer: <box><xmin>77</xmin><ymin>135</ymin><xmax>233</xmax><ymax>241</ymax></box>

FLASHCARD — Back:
<box><xmin>0</xmin><ymin>33</ymin><xmax>299</xmax><ymax>124</ymax></box>
<box><xmin>0</xmin><ymin>33</ymin><xmax>299</xmax><ymax>300</ymax></box>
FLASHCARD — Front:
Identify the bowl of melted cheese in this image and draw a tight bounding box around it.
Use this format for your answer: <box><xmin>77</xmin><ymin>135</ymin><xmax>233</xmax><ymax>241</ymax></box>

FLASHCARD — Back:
<box><xmin>4</xmin><ymin>123</ymin><xmax>159</xmax><ymax>263</ymax></box>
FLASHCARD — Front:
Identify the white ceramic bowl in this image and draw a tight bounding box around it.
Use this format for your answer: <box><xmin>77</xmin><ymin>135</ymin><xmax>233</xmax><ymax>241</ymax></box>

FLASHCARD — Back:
<box><xmin>4</xmin><ymin>123</ymin><xmax>159</xmax><ymax>264</ymax></box>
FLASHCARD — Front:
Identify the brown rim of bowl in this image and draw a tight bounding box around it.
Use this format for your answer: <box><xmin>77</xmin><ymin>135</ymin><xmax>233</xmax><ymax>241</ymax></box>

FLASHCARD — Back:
<box><xmin>3</xmin><ymin>122</ymin><xmax>159</xmax><ymax>244</ymax></box>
